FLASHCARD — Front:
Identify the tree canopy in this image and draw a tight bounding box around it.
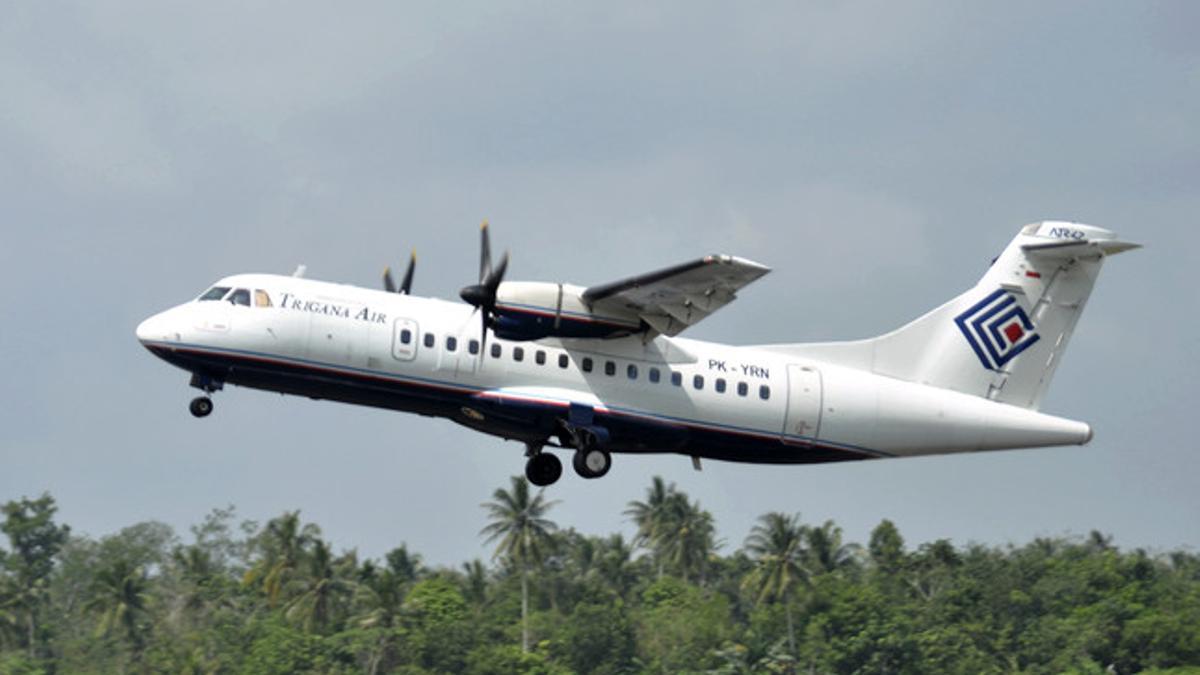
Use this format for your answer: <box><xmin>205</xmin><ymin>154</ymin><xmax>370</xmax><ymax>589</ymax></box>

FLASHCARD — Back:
<box><xmin>1</xmin><ymin>484</ymin><xmax>1197</xmax><ymax>674</ymax></box>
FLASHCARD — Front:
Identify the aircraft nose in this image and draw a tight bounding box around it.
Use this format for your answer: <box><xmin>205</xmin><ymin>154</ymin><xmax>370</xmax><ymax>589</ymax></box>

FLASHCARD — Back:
<box><xmin>136</xmin><ymin>311</ymin><xmax>175</xmax><ymax>344</ymax></box>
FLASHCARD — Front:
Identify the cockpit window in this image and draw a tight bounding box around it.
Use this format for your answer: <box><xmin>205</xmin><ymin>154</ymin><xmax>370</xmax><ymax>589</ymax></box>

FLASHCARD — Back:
<box><xmin>254</xmin><ymin>290</ymin><xmax>272</xmax><ymax>307</ymax></box>
<box><xmin>199</xmin><ymin>286</ymin><xmax>231</xmax><ymax>301</ymax></box>
<box><xmin>229</xmin><ymin>288</ymin><xmax>251</xmax><ymax>306</ymax></box>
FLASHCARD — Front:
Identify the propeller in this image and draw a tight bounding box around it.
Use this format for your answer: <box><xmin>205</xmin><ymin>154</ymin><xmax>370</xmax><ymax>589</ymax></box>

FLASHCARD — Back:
<box><xmin>383</xmin><ymin>249</ymin><xmax>417</xmax><ymax>294</ymax></box>
<box><xmin>459</xmin><ymin>220</ymin><xmax>509</xmax><ymax>353</ymax></box>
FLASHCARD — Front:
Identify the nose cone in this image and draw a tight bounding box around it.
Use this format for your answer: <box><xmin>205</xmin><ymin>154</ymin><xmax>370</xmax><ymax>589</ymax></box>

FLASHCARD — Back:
<box><xmin>136</xmin><ymin>310</ymin><xmax>176</xmax><ymax>345</ymax></box>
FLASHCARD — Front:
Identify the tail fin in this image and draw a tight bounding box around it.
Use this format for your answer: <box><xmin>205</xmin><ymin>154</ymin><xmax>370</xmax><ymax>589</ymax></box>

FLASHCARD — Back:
<box><xmin>783</xmin><ymin>222</ymin><xmax>1139</xmax><ymax>409</ymax></box>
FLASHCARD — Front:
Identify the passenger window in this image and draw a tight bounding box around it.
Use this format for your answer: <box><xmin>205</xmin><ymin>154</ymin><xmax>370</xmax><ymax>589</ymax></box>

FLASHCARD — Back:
<box><xmin>424</xmin><ymin>333</ymin><xmax>435</xmax><ymax>348</ymax></box>
<box><xmin>199</xmin><ymin>286</ymin><xmax>231</xmax><ymax>302</ymax></box>
<box><xmin>671</xmin><ymin>372</ymin><xmax>682</xmax><ymax>386</ymax></box>
<box><xmin>254</xmin><ymin>290</ymin><xmax>272</xmax><ymax>307</ymax></box>
<box><xmin>604</xmin><ymin>361</ymin><xmax>616</xmax><ymax>376</ymax></box>
<box><xmin>582</xmin><ymin>357</ymin><xmax>593</xmax><ymax>373</ymax></box>
<box><xmin>649</xmin><ymin>367</ymin><xmax>661</xmax><ymax>383</ymax></box>
<box><xmin>491</xmin><ymin>343</ymin><xmax>502</xmax><ymax>359</ymax></box>
<box><xmin>229</xmin><ymin>288</ymin><xmax>251</xmax><ymax>306</ymax></box>
<box><xmin>627</xmin><ymin>364</ymin><xmax>638</xmax><ymax>380</ymax></box>
<box><xmin>513</xmin><ymin>347</ymin><xmax>524</xmax><ymax>362</ymax></box>
<box><xmin>400</xmin><ymin>329</ymin><xmax>412</xmax><ymax>345</ymax></box>
<box><xmin>693</xmin><ymin>375</ymin><xmax>704</xmax><ymax>390</ymax></box>
<box><xmin>558</xmin><ymin>354</ymin><xmax>569</xmax><ymax>369</ymax></box>
<box><xmin>446</xmin><ymin>336</ymin><xmax>457</xmax><ymax>352</ymax></box>
<box><xmin>536</xmin><ymin>350</ymin><xmax>546</xmax><ymax>365</ymax></box>
<box><xmin>737</xmin><ymin>382</ymin><xmax>748</xmax><ymax>397</ymax></box>
<box><xmin>716</xmin><ymin>378</ymin><xmax>726</xmax><ymax>393</ymax></box>
<box><xmin>759</xmin><ymin>385</ymin><xmax>771</xmax><ymax>400</ymax></box>
<box><xmin>468</xmin><ymin>339</ymin><xmax>479</xmax><ymax>355</ymax></box>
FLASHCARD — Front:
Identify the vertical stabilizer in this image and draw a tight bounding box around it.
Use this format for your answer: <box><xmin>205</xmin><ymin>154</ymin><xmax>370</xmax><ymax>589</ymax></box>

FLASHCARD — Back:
<box><xmin>781</xmin><ymin>222</ymin><xmax>1139</xmax><ymax>409</ymax></box>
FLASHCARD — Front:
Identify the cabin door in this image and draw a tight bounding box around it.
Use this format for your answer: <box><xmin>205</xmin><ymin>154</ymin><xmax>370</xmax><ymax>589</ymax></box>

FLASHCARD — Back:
<box><xmin>781</xmin><ymin>364</ymin><xmax>823</xmax><ymax>445</ymax></box>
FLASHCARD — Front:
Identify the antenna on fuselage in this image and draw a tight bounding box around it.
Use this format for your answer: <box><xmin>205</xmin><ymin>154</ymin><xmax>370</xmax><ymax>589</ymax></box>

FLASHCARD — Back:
<box><xmin>292</xmin><ymin>264</ymin><xmax>307</xmax><ymax>278</ymax></box>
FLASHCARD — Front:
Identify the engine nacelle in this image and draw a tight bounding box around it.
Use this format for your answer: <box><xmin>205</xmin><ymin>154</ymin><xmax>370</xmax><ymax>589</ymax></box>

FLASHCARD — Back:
<box><xmin>492</xmin><ymin>281</ymin><xmax>642</xmax><ymax>341</ymax></box>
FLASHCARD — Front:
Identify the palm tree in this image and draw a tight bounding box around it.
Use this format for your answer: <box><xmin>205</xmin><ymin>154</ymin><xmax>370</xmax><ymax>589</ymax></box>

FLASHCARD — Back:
<box><xmin>625</xmin><ymin>476</ymin><xmax>674</xmax><ymax>578</ymax></box>
<box><xmin>480</xmin><ymin>476</ymin><xmax>559</xmax><ymax>653</ymax></box>
<box><xmin>87</xmin><ymin>557</ymin><xmax>150</xmax><ymax>656</ymax></box>
<box><xmin>804</xmin><ymin>520</ymin><xmax>859</xmax><ymax>575</ymax></box>
<box><xmin>659</xmin><ymin>492</ymin><xmax>718</xmax><ymax>584</ymax></box>
<box><xmin>243</xmin><ymin>511</ymin><xmax>316</xmax><ymax>607</ymax></box>
<box><xmin>742</xmin><ymin>512</ymin><xmax>807</xmax><ymax>653</ymax></box>
<box><xmin>354</xmin><ymin>560</ymin><xmax>408</xmax><ymax>675</ymax></box>
<box><xmin>284</xmin><ymin>539</ymin><xmax>354</xmax><ymax>633</ymax></box>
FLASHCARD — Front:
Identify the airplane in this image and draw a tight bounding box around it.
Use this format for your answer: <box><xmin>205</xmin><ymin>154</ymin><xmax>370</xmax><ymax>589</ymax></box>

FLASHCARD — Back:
<box><xmin>136</xmin><ymin>221</ymin><xmax>1138</xmax><ymax>486</ymax></box>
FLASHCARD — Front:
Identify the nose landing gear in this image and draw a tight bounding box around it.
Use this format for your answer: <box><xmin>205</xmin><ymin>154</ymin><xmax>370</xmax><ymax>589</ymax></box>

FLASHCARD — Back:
<box><xmin>189</xmin><ymin>396</ymin><xmax>214</xmax><ymax>418</ymax></box>
<box><xmin>187</xmin><ymin>373</ymin><xmax>223</xmax><ymax>419</ymax></box>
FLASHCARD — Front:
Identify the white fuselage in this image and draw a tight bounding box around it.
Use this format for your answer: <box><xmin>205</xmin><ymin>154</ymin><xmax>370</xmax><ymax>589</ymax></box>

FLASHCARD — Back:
<box><xmin>137</xmin><ymin>273</ymin><xmax>1091</xmax><ymax>467</ymax></box>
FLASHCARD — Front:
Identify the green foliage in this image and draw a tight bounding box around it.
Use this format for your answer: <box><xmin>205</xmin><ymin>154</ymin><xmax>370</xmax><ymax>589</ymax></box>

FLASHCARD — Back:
<box><xmin>2</xmin><ymin>483</ymin><xmax>1199</xmax><ymax>673</ymax></box>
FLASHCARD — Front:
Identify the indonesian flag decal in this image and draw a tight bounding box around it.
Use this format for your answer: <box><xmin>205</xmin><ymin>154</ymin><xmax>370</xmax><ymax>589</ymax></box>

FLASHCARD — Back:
<box><xmin>954</xmin><ymin>289</ymin><xmax>1040</xmax><ymax>371</ymax></box>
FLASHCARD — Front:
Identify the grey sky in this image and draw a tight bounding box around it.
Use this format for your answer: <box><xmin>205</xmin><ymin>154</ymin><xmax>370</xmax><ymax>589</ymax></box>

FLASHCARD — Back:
<box><xmin>2</xmin><ymin>2</ymin><xmax>1197</xmax><ymax>566</ymax></box>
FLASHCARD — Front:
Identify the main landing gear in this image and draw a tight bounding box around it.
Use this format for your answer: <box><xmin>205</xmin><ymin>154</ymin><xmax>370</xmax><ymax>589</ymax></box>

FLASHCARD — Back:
<box><xmin>523</xmin><ymin>442</ymin><xmax>613</xmax><ymax>486</ymax></box>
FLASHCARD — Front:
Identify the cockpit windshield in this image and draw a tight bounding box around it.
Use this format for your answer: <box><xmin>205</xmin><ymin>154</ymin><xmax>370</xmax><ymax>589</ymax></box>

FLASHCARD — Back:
<box><xmin>199</xmin><ymin>286</ymin><xmax>231</xmax><ymax>301</ymax></box>
<box><xmin>229</xmin><ymin>288</ymin><xmax>251</xmax><ymax>306</ymax></box>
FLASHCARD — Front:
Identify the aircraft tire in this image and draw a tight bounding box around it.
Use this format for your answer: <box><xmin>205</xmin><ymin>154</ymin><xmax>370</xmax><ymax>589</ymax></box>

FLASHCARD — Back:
<box><xmin>572</xmin><ymin>449</ymin><xmax>611</xmax><ymax>479</ymax></box>
<box><xmin>525</xmin><ymin>453</ymin><xmax>562</xmax><ymax>486</ymax></box>
<box><xmin>189</xmin><ymin>396</ymin><xmax>213</xmax><ymax>418</ymax></box>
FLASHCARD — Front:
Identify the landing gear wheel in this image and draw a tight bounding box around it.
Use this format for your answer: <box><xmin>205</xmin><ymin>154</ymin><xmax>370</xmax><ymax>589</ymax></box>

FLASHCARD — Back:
<box><xmin>189</xmin><ymin>396</ymin><xmax>213</xmax><ymax>418</ymax></box>
<box><xmin>573</xmin><ymin>448</ymin><xmax>612</xmax><ymax>479</ymax></box>
<box><xmin>525</xmin><ymin>452</ymin><xmax>562</xmax><ymax>486</ymax></box>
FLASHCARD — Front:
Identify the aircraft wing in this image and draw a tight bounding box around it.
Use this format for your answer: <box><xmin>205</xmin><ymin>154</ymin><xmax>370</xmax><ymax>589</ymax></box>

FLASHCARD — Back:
<box><xmin>582</xmin><ymin>255</ymin><xmax>770</xmax><ymax>336</ymax></box>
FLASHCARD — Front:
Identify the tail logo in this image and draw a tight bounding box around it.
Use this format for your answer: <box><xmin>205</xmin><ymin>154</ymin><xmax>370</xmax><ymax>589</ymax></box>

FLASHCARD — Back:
<box><xmin>954</xmin><ymin>289</ymin><xmax>1040</xmax><ymax>371</ymax></box>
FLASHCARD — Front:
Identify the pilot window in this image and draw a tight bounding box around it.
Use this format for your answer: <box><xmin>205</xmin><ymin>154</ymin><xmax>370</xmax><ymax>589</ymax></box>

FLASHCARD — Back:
<box><xmin>491</xmin><ymin>343</ymin><xmax>502</xmax><ymax>359</ymax></box>
<box><xmin>604</xmin><ymin>360</ymin><xmax>616</xmax><ymax>376</ymax></box>
<box><xmin>536</xmin><ymin>350</ymin><xmax>546</xmax><ymax>365</ymax></box>
<box><xmin>229</xmin><ymin>288</ymin><xmax>251</xmax><ymax>306</ymax></box>
<box><xmin>513</xmin><ymin>347</ymin><xmax>525</xmax><ymax>362</ymax></box>
<box><xmin>627</xmin><ymin>364</ymin><xmax>638</xmax><ymax>380</ymax></box>
<box><xmin>468</xmin><ymin>339</ymin><xmax>480</xmax><ymax>355</ymax></box>
<box><xmin>582</xmin><ymin>357</ymin><xmax>593</xmax><ymax>373</ymax></box>
<box><xmin>693</xmin><ymin>374</ymin><xmax>704</xmax><ymax>390</ymax></box>
<box><xmin>715</xmin><ymin>378</ymin><xmax>726</xmax><ymax>393</ymax></box>
<box><xmin>400</xmin><ymin>329</ymin><xmax>412</xmax><ymax>345</ymax></box>
<box><xmin>424</xmin><ymin>333</ymin><xmax>435</xmax><ymax>348</ymax></box>
<box><xmin>759</xmin><ymin>385</ymin><xmax>771</xmax><ymax>400</ymax></box>
<box><xmin>737</xmin><ymin>382</ymin><xmax>748</xmax><ymax>397</ymax></box>
<box><xmin>671</xmin><ymin>371</ymin><xmax>682</xmax><ymax>386</ymax></box>
<box><xmin>254</xmin><ymin>290</ymin><xmax>272</xmax><ymax>307</ymax></box>
<box><xmin>558</xmin><ymin>354</ymin><xmax>569</xmax><ymax>369</ymax></box>
<box><xmin>446</xmin><ymin>336</ymin><xmax>457</xmax><ymax>352</ymax></box>
<box><xmin>649</xmin><ymin>367</ymin><xmax>661</xmax><ymax>383</ymax></box>
<box><xmin>199</xmin><ymin>286</ymin><xmax>230</xmax><ymax>301</ymax></box>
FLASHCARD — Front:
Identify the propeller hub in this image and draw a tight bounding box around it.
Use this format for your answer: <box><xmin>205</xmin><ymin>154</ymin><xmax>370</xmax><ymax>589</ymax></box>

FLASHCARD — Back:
<box><xmin>460</xmin><ymin>284</ymin><xmax>490</xmax><ymax>307</ymax></box>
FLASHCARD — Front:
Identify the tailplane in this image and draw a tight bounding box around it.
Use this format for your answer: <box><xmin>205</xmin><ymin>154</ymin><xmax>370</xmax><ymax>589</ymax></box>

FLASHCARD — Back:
<box><xmin>774</xmin><ymin>222</ymin><xmax>1139</xmax><ymax>409</ymax></box>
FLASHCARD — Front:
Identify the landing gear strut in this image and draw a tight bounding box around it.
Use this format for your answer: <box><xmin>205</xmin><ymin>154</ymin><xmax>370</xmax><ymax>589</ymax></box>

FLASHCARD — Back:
<box><xmin>524</xmin><ymin>444</ymin><xmax>562</xmax><ymax>486</ymax></box>
<box><xmin>189</xmin><ymin>396</ymin><xmax>213</xmax><ymax>418</ymax></box>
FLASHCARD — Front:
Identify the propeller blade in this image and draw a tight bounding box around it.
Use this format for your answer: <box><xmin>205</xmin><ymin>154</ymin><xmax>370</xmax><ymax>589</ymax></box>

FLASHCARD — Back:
<box><xmin>480</xmin><ymin>308</ymin><xmax>489</xmax><ymax>356</ymax></box>
<box><xmin>486</xmin><ymin>251</ymin><xmax>509</xmax><ymax>292</ymax></box>
<box><xmin>383</xmin><ymin>267</ymin><xmax>396</xmax><ymax>293</ymax></box>
<box><xmin>399</xmin><ymin>249</ymin><xmax>416</xmax><ymax>294</ymax></box>
<box><xmin>479</xmin><ymin>219</ymin><xmax>491</xmax><ymax>283</ymax></box>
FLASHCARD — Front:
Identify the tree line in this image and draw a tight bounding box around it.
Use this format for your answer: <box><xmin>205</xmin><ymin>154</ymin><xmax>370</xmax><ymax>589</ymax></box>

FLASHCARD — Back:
<box><xmin>0</xmin><ymin>480</ymin><xmax>1197</xmax><ymax>674</ymax></box>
